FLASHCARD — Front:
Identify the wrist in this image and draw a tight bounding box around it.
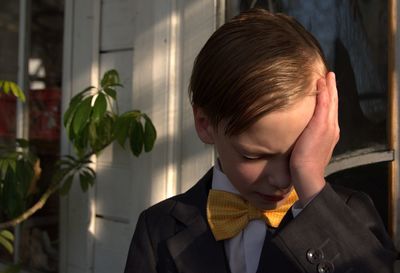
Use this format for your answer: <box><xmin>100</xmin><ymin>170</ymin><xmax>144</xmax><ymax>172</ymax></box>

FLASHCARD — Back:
<box><xmin>291</xmin><ymin>173</ymin><xmax>326</xmax><ymax>207</ymax></box>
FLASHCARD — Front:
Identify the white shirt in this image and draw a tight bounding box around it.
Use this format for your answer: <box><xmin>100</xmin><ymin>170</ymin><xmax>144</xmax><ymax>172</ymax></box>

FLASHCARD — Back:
<box><xmin>211</xmin><ymin>164</ymin><xmax>304</xmax><ymax>273</ymax></box>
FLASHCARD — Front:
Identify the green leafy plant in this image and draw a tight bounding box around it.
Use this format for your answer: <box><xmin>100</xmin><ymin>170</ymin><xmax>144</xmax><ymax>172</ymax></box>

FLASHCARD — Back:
<box><xmin>0</xmin><ymin>139</ymin><xmax>37</xmax><ymax>219</ymax></box>
<box><xmin>0</xmin><ymin>230</ymin><xmax>14</xmax><ymax>254</ymax></box>
<box><xmin>0</xmin><ymin>70</ymin><xmax>156</xmax><ymax>269</ymax></box>
<box><xmin>0</xmin><ymin>81</ymin><xmax>25</xmax><ymax>102</ymax></box>
<box><xmin>57</xmin><ymin>69</ymin><xmax>156</xmax><ymax>193</ymax></box>
<box><xmin>63</xmin><ymin>70</ymin><xmax>156</xmax><ymax>158</ymax></box>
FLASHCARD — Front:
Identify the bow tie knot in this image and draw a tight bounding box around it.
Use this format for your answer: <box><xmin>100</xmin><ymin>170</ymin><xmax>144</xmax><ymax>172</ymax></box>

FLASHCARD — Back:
<box><xmin>207</xmin><ymin>189</ymin><xmax>298</xmax><ymax>241</ymax></box>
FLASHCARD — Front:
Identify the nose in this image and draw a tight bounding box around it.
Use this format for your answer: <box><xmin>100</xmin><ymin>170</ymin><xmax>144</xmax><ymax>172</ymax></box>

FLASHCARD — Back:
<box><xmin>264</xmin><ymin>157</ymin><xmax>292</xmax><ymax>190</ymax></box>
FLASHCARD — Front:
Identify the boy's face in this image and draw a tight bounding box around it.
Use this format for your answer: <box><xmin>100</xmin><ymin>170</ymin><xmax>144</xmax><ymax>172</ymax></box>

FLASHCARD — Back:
<box><xmin>194</xmin><ymin>95</ymin><xmax>316</xmax><ymax>210</ymax></box>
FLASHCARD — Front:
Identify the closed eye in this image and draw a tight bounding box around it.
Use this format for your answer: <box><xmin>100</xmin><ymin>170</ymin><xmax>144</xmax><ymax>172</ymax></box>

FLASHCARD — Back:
<box><xmin>242</xmin><ymin>155</ymin><xmax>261</xmax><ymax>160</ymax></box>
<box><xmin>242</xmin><ymin>153</ymin><xmax>277</xmax><ymax>160</ymax></box>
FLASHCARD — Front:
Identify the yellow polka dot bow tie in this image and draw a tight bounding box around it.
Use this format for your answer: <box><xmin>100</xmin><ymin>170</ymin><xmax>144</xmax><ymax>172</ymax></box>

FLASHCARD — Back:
<box><xmin>206</xmin><ymin>189</ymin><xmax>298</xmax><ymax>241</ymax></box>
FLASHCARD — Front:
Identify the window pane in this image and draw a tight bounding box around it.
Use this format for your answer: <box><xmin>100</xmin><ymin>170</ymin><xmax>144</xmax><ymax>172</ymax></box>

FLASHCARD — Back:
<box><xmin>20</xmin><ymin>0</ymin><xmax>64</xmax><ymax>272</ymax></box>
<box><xmin>232</xmin><ymin>0</ymin><xmax>389</xmax><ymax>155</ymax></box>
<box><xmin>0</xmin><ymin>0</ymin><xmax>19</xmax><ymax>144</ymax></box>
<box><xmin>0</xmin><ymin>0</ymin><xmax>63</xmax><ymax>270</ymax></box>
<box><xmin>0</xmin><ymin>0</ymin><xmax>19</xmax><ymax>265</ymax></box>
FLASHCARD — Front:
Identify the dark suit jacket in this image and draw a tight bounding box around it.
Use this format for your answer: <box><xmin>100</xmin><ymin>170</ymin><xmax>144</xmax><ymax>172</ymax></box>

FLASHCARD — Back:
<box><xmin>124</xmin><ymin>168</ymin><xmax>397</xmax><ymax>273</ymax></box>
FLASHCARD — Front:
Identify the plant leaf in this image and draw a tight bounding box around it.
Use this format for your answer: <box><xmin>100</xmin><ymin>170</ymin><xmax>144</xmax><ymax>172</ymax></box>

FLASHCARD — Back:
<box><xmin>9</xmin><ymin>82</ymin><xmax>25</xmax><ymax>102</ymax></box>
<box><xmin>63</xmin><ymin>101</ymin><xmax>78</xmax><ymax>128</ymax></box>
<box><xmin>84</xmin><ymin>167</ymin><xmax>96</xmax><ymax>181</ymax></box>
<box><xmin>2</xmin><ymin>81</ymin><xmax>10</xmax><ymax>94</ymax></box>
<box><xmin>88</xmin><ymin>120</ymin><xmax>98</xmax><ymax>149</ymax></box>
<box><xmin>52</xmin><ymin>167</ymin><xmax>70</xmax><ymax>185</ymax></box>
<box><xmin>70</xmin><ymin>86</ymin><xmax>96</xmax><ymax>106</ymax></box>
<box><xmin>124</xmin><ymin>110</ymin><xmax>141</xmax><ymax>119</ymax></box>
<box><xmin>15</xmin><ymin>160</ymin><xmax>34</xmax><ymax>197</ymax></box>
<box><xmin>73</xmin><ymin>125</ymin><xmax>89</xmax><ymax>157</ymax></box>
<box><xmin>101</xmin><ymin>69</ymin><xmax>120</xmax><ymax>88</ymax></box>
<box><xmin>55</xmin><ymin>159</ymin><xmax>74</xmax><ymax>169</ymax></box>
<box><xmin>72</xmin><ymin>96</ymin><xmax>92</xmax><ymax>135</ymax></box>
<box><xmin>65</xmin><ymin>86</ymin><xmax>96</xmax><ymax>126</ymax></box>
<box><xmin>103</xmin><ymin>88</ymin><xmax>116</xmax><ymax>100</ymax></box>
<box><xmin>8</xmin><ymin>160</ymin><xmax>16</xmax><ymax>173</ymax></box>
<box><xmin>107</xmin><ymin>83</ymin><xmax>123</xmax><ymax>88</ymax></box>
<box><xmin>0</xmin><ymin>230</ymin><xmax>14</xmax><ymax>241</ymax></box>
<box><xmin>0</xmin><ymin>160</ymin><xmax>9</xmax><ymax>178</ymax></box>
<box><xmin>64</xmin><ymin>155</ymin><xmax>78</xmax><ymax>162</ymax></box>
<box><xmin>143</xmin><ymin>114</ymin><xmax>157</xmax><ymax>152</ymax></box>
<box><xmin>0</xmin><ymin>235</ymin><xmax>13</xmax><ymax>254</ymax></box>
<box><xmin>114</xmin><ymin>116</ymin><xmax>130</xmax><ymax>148</ymax></box>
<box><xmin>129</xmin><ymin>119</ymin><xmax>144</xmax><ymax>157</ymax></box>
<box><xmin>79</xmin><ymin>171</ymin><xmax>95</xmax><ymax>191</ymax></box>
<box><xmin>79</xmin><ymin>173</ymin><xmax>89</xmax><ymax>192</ymax></box>
<box><xmin>92</xmin><ymin>93</ymin><xmax>107</xmax><ymax>122</ymax></box>
<box><xmin>3</xmin><ymin>170</ymin><xmax>22</xmax><ymax>218</ymax></box>
<box><xmin>59</xmin><ymin>175</ymin><xmax>74</xmax><ymax>196</ymax></box>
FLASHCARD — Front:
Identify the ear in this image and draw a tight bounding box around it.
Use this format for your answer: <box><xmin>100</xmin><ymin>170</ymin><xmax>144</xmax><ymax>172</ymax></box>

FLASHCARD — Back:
<box><xmin>192</xmin><ymin>106</ymin><xmax>215</xmax><ymax>144</ymax></box>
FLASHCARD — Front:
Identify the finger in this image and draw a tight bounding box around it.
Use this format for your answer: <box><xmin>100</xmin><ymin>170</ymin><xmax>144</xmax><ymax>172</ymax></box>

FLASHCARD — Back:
<box><xmin>312</xmin><ymin>78</ymin><xmax>329</xmax><ymax>126</ymax></box>
<box><xmin>326</xmin><ymin>72</ymin><xmax>339</xmax><ymax>126</ymax></box>
<box><xmin>327</xmin><ymin>72</ymin><xmax>337</xmax><ymax>106</ymax></box>
<box><xmin>326</xmin><ymin>72</ymin><xmax>340</xmax><ymax>145</ymax></box>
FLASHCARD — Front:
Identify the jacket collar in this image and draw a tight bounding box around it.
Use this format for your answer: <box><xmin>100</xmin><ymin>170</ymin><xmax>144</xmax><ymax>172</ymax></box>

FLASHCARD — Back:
<box><xmin>164</xmin><ymin>167</ymin><xmax>297</xmax><ymax>273</ymax></box>
<box><xmin>165</xmin><ymin>168</ymin><xmax>230</xmax><ymax>273</ymax></box>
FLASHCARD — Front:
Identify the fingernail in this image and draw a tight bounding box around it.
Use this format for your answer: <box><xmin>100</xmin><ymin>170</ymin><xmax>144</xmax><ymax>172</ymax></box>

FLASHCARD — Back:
<box><xmin>332</xmin><ymin>72</ymin><xmax>336</xmax><ymax>80</ymax></box>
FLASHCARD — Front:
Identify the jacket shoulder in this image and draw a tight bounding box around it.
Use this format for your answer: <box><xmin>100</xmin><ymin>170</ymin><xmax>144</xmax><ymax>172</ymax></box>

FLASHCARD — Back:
<box><xmin>139</xmin><ymin>193</ymin><xmax>183</xmax><ymax>229</ymax></box>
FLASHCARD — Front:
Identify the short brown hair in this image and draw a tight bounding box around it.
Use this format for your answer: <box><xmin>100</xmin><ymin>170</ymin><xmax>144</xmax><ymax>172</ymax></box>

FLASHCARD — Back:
<box><xmin>189</xmin><ymin>8</ymin><xmax>328</xmax><ymax>135</ymax></box>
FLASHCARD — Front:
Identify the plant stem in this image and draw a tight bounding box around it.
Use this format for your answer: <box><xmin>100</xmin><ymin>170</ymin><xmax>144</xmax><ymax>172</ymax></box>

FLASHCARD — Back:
<box><xmin>0</xmin><ymin>139</ymin><xmax>115</xmax><ymax>229</ymax></box>
<box><xmin>0</xmin><ymin>182</ymin><xmax>59</xmax><ymax>229</ymax></box>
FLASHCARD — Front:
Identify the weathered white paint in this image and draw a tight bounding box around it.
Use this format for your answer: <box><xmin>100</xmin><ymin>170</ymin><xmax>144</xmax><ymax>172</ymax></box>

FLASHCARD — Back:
<box><xmin>126</xmin><ymin>0</ymin><xmax>171</xmax><ymax>220</ymax></box>
<box><xmin>99</xmin><ymin>50</ymin><xmax>134</xmax><ymax>113</ymax></box>
<box><xmin>179</xmin><ymin>0</ymin><xmax>217</xmax><ymax>192</ymax></box>
<box><xmin>93</xmin><ymin>218</ymin><xmax>132</xmax><ymax>273</ymax></box>
<box><xmin>100</xmin><ymin>0</ymin><xmax>135</xmax><ymax>51</ymax></box>
<box><xmin>60</xmin><ymin>0</ymin><xmax>100</xmax><ymax>272</ymax></box>
<box><xmin>62</xmin><ymin>0</ymin><xmax>220</xmax><ymax>272</ymax></box>
<box><xmin>59</xmin><ymin>0</ymin><xmax>74</xmax><ymax>270</ymax></box>
<box><xmin>95</xmin><ymin>164</ymin><xmax>132</xmax><ymax>221</ymax></box>
<box><xmin>165</xmin><ymin>0</ymin><xmax>180</xmax><ymax>198</ymax></box>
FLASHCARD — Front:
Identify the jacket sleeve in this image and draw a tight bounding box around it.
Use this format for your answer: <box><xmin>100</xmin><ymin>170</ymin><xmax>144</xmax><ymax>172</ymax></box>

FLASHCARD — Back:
<box><xmin>124</xmin><ymin>211</ymin><xmax>158</xmax><ymax>273</ymax></box>
<box><xmin>274</xmin><ymin>183</ymin><xmax>397</xmax><ymax>273</ymax></box>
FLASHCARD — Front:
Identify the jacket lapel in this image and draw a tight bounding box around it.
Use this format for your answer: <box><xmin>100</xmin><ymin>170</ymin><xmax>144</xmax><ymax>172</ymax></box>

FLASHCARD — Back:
<box><xmin>166</xmin><ymin>169</ymin><xmax>230</xmax><ymax>273</ymax></box>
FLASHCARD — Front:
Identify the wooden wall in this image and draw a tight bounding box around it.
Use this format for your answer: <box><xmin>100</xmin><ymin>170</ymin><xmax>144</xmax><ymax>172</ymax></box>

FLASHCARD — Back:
<box><xmin>61</xmin><ymin>0</ymin><xmax>222</xmax><ymax>272</ymax></box>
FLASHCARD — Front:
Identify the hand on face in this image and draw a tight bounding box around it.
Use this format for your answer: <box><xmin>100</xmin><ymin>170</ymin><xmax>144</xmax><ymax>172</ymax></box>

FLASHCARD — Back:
<box><xmin>289</xmin><ymin>72</ymin><xmax>340</xmax><ymax>207</ymax></box>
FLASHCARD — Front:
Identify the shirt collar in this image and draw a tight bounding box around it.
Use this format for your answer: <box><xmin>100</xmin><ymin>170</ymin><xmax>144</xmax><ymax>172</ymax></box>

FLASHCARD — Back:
<box><xmin>211</xmin><ymin>159</ymin><xmax>240</xmax><ymax>195</ymax></box>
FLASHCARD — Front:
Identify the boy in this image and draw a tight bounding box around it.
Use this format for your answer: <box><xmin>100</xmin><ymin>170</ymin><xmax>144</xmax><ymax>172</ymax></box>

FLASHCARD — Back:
<box><xmin>124</xmin><ymin>9</ymin><xmax>397</xmax><ymax>273</ymax></box>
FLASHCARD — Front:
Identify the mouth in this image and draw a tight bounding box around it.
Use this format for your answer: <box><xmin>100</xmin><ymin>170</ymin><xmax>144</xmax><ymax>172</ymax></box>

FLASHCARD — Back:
<box><xmin>256</xmin><ymin>192</ymin><xmax>286</xmax><ymax>202</ymax></box>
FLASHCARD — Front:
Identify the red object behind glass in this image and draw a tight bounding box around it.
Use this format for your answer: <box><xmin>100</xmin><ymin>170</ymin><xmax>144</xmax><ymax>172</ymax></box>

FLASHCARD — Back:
<box><xmin>29</xmin><ymin>88</ymin><xmax>61</xmax><ymax>141</ymax></box>
<box><xmin>0</xmin><ymin>94</ymin><xmax>17</xmax><ymax>138</ymax></box>
<box><xmin>0</xmin><ymin>88</ymin><xmax>61</xmax><ymax>141</ymax></box>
